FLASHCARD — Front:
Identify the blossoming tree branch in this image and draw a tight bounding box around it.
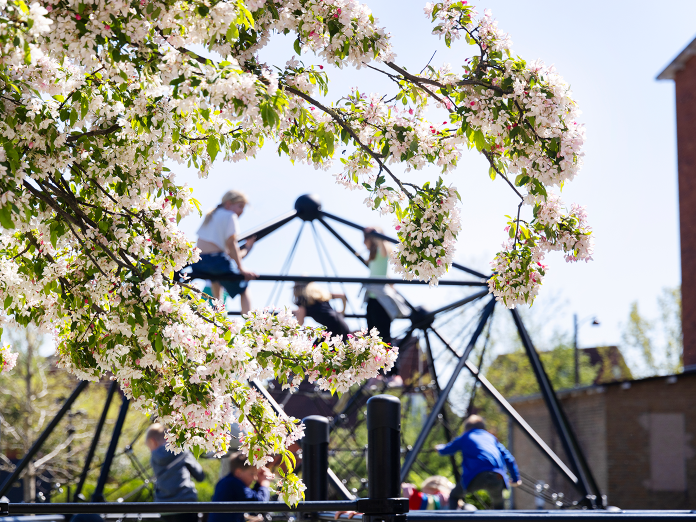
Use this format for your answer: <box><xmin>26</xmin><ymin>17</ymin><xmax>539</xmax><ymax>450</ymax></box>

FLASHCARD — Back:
<box><xmin>0</xmin><ymin>0</ymin><xmax>592</xmax><ymax>503</ymax></box>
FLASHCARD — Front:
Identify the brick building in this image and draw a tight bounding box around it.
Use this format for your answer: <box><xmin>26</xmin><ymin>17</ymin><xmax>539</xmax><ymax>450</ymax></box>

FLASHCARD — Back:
<box><xmin>658</xmin><ymin>36</ymin><xmax>696</xmax><ymax>370</ymax></box>
<box><xmin>508</xmin><ymin>370</ymin><xmax>696</xmax><ymax>509</ymax></box>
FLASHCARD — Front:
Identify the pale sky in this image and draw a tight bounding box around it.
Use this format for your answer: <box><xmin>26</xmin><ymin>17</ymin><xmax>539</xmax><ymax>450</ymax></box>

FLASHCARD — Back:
<box><xmin>172</xmin><ymin>0</ymin><xmax>696</xmax><ymax>356</ymax></box>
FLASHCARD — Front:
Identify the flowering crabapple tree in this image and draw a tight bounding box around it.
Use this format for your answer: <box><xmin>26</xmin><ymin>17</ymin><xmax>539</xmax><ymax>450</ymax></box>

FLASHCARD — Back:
<box><xmin>0</xmin><ymin>0</ymin><xmax>593</xmax><ymax>503</ymax></box>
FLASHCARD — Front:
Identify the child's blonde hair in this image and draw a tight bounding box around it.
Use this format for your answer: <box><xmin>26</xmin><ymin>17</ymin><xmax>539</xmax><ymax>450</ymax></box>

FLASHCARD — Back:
<box><xmin>203</xmin><ymin>190</ymin><xmax>249</xmax><ymax>225</ymax></box>
<box><xmin>421</xmin><ymin>475</ymin><xmax>454</xmax><ymax>496</ymax></box>
<box><xmin>146</xmin><ymin>423</ymin><xmax>166</xmax><ymax>445</ymax></box>
<box><xmin>293</xmin><ymin>282</ymin><xmax>331</xmax><ymax>306</ymax></box>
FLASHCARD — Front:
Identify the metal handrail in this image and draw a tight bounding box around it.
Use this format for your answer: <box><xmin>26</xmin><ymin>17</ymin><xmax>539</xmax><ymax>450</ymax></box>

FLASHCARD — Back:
<box><xmin>3</xmin><ymin>501</ymin><xmax>358</xmax><ymax>515</ymax></box>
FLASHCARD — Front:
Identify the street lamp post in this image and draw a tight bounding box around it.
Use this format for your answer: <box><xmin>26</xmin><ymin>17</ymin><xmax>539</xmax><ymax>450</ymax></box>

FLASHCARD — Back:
<box><xmin>573</xmin><ymin>314</ymin><xmax>600</xmax><ymax>387</ymax></box>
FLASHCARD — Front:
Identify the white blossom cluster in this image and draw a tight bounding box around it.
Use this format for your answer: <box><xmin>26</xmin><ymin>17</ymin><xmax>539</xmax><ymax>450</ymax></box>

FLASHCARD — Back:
<box><xmin>488</xmin><ymin>195</ymin><xmax>593</xmax><ymax>308</ymax></box>
<box><xmin>391</xmin><ymin>186</ymin><xmax>461</xmax><ymax>284</ymax></box>
<box><xmin>0</xmin><ymin>0</ymin><xmax>402</xmax><ymax>505</ymax></box>
<box><xmin>0</xmin><ymin>344</ymin><xmax>18</xmax><ymax>374</ymax></box>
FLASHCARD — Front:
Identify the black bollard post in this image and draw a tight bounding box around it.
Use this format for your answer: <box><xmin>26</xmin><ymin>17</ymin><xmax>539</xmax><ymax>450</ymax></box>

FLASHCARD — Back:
<box><xmin>357</xmin><ymin>395</ymin><xmax>408</xmax><ymax>522</ymax></box>
<box><xmin>302</xmin><ymin>415</ymin><xmax>330</xmax><ymax>502</ymax></box>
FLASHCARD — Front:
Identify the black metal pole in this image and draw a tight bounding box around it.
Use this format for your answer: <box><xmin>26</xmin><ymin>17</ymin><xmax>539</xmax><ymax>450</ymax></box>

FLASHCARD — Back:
<box><xmin>400</xmin><ymin>297</ymin><xmax>495</xmax><ymax>482</ymax></box>
<box><xmin>185</xmin><ymin>273</ymin><xmax>488</xmax><ymax>287</ymax></box>
<box><xmin>250</xmin><ymin>380</ymin><xmax>352</xmax><ymax>500</ymax></box>
<box><xmin>237</xmin><ymin>210</ymin><xmax>298</xmax><ymax>242</ymax></box>
<box><xmin>367</xmin><ymin>395</ymin><xmax>401</xmax><ymax>500</ymax></box>
<box><xmin>358</xmin><ymin>395</ymin><xmax>407</xmax><ymax>522</ymax></box>
<box><xmin>318</xmin><ymin>211</ymin><xmax>490</xmax><ymax>279</ymax></box>
<box><xmin>302</xmin><ymin>416</ymin><xmax>329</xmax><ymax>501</ymax></box>
<box><xmin>230</xmin><ymin>311</ymin><xmax>372</xmax><ymax>319</ymax></box>
<box><xmin>422</xmin><ymin>330</ymin><xmax>461</xmax><ymax>485</ymax></box>
<box><xmin>409</xmin><ymin>289</ymin><xmax>490</xmax><ymax>330</ymax></box>
<box><xmin>4</xmin><ymin>501</ymin><xmax>359</xmax><ymax>515</ymax></box>
<box><xmin>317</xmin><ymin>218</ymin><xmax>368</xmax><ymax>267</ymax></box>
<box><xmin>462</xmin><ymin>359</ymin><xmax>579</xmax><ymax>486</ymax></box>
<box><xmin>91</xmin><ymin>395</ymin><xmax>130</xmax><ymax>502</ymax></box>
<box><xmin>73</xmin><ymin>381</ymin><xmax>117</xmax><ymax>501</ymax></box>
<box><xmin>0</xmin><ymin>380</ymin><xmax>89</xmax><ymax>498</ymax></box>
<box><xmin>511</xmin><ymin>309</ymin><xmax>600</xmax><ymax>504</ymax></box>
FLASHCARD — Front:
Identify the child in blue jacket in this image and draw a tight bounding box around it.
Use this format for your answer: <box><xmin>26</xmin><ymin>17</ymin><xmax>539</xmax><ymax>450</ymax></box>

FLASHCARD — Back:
<box><xmin>208</xmin><ymin>452</ymin><xmax>273</xmax><ymax>522</ymax></box>
<box><xmin>436</xmin><ymin>415</ymin><xmax>521</xmax><ymax>509</ymax></box>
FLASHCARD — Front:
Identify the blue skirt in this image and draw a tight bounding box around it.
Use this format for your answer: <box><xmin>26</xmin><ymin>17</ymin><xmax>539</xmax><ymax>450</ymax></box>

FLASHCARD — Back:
<box><xmin>193</xmin><ymin>252</ymin><xmax>248</xmax><ymax>299</ymax></box>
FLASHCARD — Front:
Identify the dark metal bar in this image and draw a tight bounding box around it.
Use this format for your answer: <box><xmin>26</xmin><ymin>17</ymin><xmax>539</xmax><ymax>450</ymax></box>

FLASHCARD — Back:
<box><xmin>317</xmin><ymin>218</ymin><xmax>368</xmax><ymax>267</ymax></box>
<box><xmin>5</xmin><ymin>501</ymin><xmax>359</xmax><ymax>515</ymax></box>
<box><xmin>74</xmin><ymin>381</ymin><xmax>118</xmax><ymax>500</ymax></box>
<box><xmin>321</xmin><ymin>513</ymin><xmax>696</xmax><ymax>521</ymax></box>
<box><xmin>327</xmin><ymin>468</ymin><xmax>355</xmax><ymax>500</ymax></box>
<box><xmin>367</xmin><ymin>395</ymin><xmax>401</xmax><ymax>500</ymax></box>
<box><xmin>422</xmin><ymin>330</ymin><xmax>460</xmax><ymax>485</ymax></box>
<box><xmin>302</xmin><ymin>416</ymin><xmax>329</xmax><ymax>501</ymax></box>
<box><xmin>0</xmin><ymin>380</ymin><xmax>89</xmax><ymax>497</ymax></box>
<box><xmin>318</xmin><ymin>211</ymin><xmax>490</xmax><ymax>279</ymax></box>
<box><xmin>462</xmin><ymin>360</ymin><xmax>578</xmax><ymax>485</ymax></box>
<box><xmin>249</xmin><ymin>380</ymin><xmax>354</xmax><ymax>501</ymax></box>
<box><xmin>7</xmin><ymin>504</ymin><xmax>696</xmax><ymax>520</ymax></box>
<box><xmin>92</xmin><ymin>396</ymin><xmax>130</xmax><ymax>502</ymax></box>
<box><xmin>229</xmin><ymin>311</ymin><xmax>372</xmax><ymax>319</ymax></box>
<box><xmin>237</xmin><ymin>210</ymin><xmax>298</xmax><ymax>242</ymax></box>
<box><xmin>405</xmin><ymin>513</ymin><xmax>696</xmax><ymax>521</ymax></box>
<box><xmin>410</xmin><ymin>290</ymin><xmax>490</xmax><ymax>329</ymax></box>
<box><xmin>400</xmin><ymin>298</ymin><xmax>496</xmax><ymax>482</ymax></box>
<box><xmin>187</xmin><ymin>273</ymin><xmax>488</xmax><ymax>287</ymax></box>
<box><xmin>511</xmin><ymin>309</ymin><xmax>600</xmax><ymax>503</ymax></box>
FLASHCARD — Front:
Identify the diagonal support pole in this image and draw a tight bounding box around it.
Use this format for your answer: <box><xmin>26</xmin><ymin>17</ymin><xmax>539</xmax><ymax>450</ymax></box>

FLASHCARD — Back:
<box><xmin>0</xmin><ymin>380</ymin><xmax>89</xmax><ymax>498</ymax></box>
<box><xmin>237</xmin><ymin>210</ymin><xmax>297</xmax><ymax>243</ymax></box>
<box><xmin>249</xmin><ymin>380</ymin><xmax>353</xmax><ymax>500</ymax></box>
<box><xmin>400</xmin><ymin>297</ymin><xmax>496</xmax><ymax>482</ymax></box>
<box><xmin>319</xmin><ymin>210</ymin><xmax>490</xmax><ymax>279</ymax></box>
<box><xmin>462</xmin><ymin>359</ymin><xmax>579</xmax><ymax>485</ymax></box>
<box><xmin>73</xmin><ymin>381</ymin><xmax>117</xmax><ymax>500</ymax></box>
<box><xmin>422</xmin><ymin>330</ymin><xmax>461</xmax><ymax>484</ymax></box>
<box><xmin>511</xmin><ymin>309</ymin><xmax>601</xmax><ymax>504</ymax></box>
<box><xmin>317</xmin><ymin>218</ymin><xmax>368</xmax><ymax>267</ymax></box>
<box><xmin>91</xmin><ymin>394</ymin><xmax>130</xmax><ymax>502</ymax></box>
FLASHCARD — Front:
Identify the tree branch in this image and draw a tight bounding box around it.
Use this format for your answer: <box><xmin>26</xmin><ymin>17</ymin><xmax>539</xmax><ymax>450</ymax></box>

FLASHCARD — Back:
<box><xmin>66</xmin><ymin>123</ymin><xmax>121</xmax><ymax>143</ymax></box>
<box><xmin>283</xmin><ymin>84</ymin><xmax>414</xmax><ymax>198</ymax></box>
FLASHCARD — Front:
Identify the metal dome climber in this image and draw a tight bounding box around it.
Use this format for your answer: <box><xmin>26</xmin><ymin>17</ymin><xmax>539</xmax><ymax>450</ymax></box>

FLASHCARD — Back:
<box><xmin>180</xmin><ymin>194</ymin><xmax>603</xmax><ymax>509</ymax></box>
<box><xmin>0</xmin><ymin>195</ymin><xmax>602</xmax><ymax>510</ymax></box>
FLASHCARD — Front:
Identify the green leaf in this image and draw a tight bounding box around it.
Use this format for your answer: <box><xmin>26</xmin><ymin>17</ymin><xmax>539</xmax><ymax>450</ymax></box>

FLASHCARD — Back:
<box><xmin>226</xmin><ymin>23</ymin><xmax>239</xmax><ymax>42</ymax></box>
<box><xmin>0</xmin><ymin>206</ymin><xmax>14</xmax><ymax>229</ymax></box>
<box><xmin>3</xmin><ymin>295</ymin><xmax>12</xmax><ymax>309</ymax></box>
<box><xmin>207</xmin><ymin>136</ymin><xmax>219</xmax><ymax>162</ymax></box>
<box><xmin>293</xmin><ymin>38</ymin><xmax>302</xmax><ymax>56</ymax></box>
<box><xmin>488</xmin><ymin>166</ymin><xmax>496</xmax><ymax>180</ymax></box>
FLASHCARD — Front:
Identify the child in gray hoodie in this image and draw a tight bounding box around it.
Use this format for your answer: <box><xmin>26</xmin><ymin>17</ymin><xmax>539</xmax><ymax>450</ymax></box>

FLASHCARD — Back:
<box><xmin>146</xmin><ymin>423</ymin><xmax>205</xmax><ymax>522</ymax></box>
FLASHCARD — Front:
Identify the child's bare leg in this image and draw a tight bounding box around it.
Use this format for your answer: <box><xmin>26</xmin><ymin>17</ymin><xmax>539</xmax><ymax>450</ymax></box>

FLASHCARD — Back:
<box><xmin>240</xmin><ymin>290</ymin><xmax>251</xmax><ymax>315</ymax></box>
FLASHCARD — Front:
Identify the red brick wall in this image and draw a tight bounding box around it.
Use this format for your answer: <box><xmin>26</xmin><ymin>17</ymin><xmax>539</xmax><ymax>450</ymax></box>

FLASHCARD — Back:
<box><xmin>508</xmin><ymin>374</ymin><xmax>696</xmax><ymax>509</ymax></box>
<box><xmin>675</xmin><ymin>56</ymin><xmax>696</xmax><ymax>369</ymax></box>
<box><xmin>509</xmin><ymin>389</ymin><xmax>607</xmax><ymax>509</ymax></box>
<box><xmin>605</xmin><ymin>375</ymin><xmax>696</xmax><ymax>509</ymax></box>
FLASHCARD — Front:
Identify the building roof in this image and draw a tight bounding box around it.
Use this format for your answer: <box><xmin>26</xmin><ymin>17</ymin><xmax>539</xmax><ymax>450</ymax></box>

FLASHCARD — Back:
<box><xmin>507</xmin><ymin>366</ymin><xmax>696</xmax><ymax>405</ymax></box>
<box><xmin>657</xmin><ymin>35</ymin><xmax>696</xmax><ymax>80</ymax></box>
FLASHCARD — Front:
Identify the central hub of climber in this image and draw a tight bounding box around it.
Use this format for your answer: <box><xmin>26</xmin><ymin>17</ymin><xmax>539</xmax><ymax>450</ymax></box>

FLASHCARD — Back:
<box><xmin>294</xmin><ymin>194</ymin><xmax>322</xmax><ymax>221</ymax></box>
